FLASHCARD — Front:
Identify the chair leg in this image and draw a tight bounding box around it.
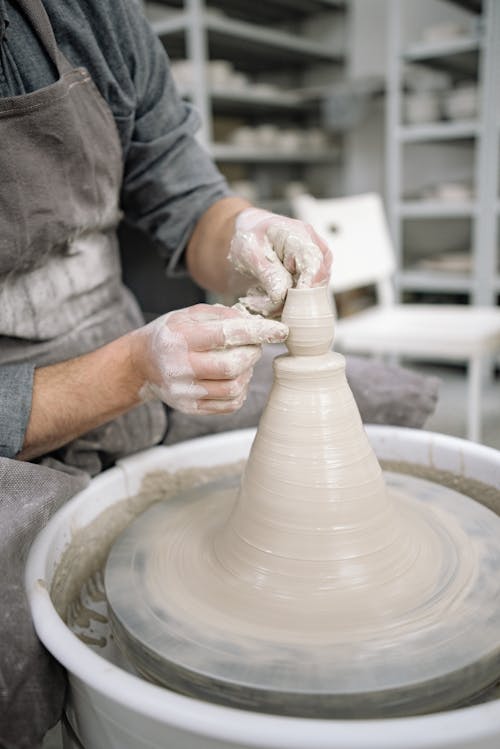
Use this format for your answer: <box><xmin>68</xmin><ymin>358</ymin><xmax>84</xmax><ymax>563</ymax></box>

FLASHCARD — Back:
<box><xmin>467</xmin><ymin>357</ymin><xmax>482</xmax><ymax>443</ymax></box>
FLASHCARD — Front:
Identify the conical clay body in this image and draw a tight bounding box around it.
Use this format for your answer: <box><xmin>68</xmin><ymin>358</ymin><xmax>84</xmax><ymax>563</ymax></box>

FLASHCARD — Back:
<box><xmin>213</xmin><ymin>286</ymin><xmax>473</xmax><ymax>640</ymax></box>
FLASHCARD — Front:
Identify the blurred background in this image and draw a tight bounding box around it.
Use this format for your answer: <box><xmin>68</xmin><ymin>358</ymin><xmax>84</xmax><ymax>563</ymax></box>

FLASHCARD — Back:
<box><xmin>117</xmin><ymin>0</ymin><xmax>500</xmax><ymax>449</ymax></box>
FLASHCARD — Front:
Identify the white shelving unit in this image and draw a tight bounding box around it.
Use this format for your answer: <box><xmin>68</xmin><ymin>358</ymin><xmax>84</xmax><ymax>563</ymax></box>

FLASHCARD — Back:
<box><xmin>144</xmin><ymin>0</ymin><xmax>347</xmax><ymax>209</ymax></box>
<box><xmin>404</xmin><ymin>34</ymin><xmax>481</xmax><ymax>63</ymax></box>
<box><xmin>398</xmin><ymin>120</ymin><xmax>480</xmax><ymax>141</ymax></box>
<box><xmin>210</xmin><ymin>144</ymin><xmax>340</xmax><ymax>163</ymax></box>
<box><xmin>386</xmin><ymin>0</ymin><xmax>500</xmax><ymax>307</ymax></box>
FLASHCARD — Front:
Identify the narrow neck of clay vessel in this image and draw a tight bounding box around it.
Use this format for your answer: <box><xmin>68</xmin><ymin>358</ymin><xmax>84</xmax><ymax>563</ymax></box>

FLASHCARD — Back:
<box><xmin>281</xmin><ymin>285</ymin><xmax>334</xmax><ymax>356</ymax></box>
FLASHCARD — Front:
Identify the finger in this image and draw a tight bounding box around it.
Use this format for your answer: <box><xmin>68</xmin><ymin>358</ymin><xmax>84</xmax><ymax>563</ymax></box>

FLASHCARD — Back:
<box><xmin>169</xmin><ymin>303</ymin><xmax>246</xmax><ymax>324</ymax></box>
<box><xmin>285</xmin><ymin>238</ymin><xmax>322</xmax><ymax>281</ymax></box>
<box><xmin>189</xmin><ymin>345</ymin><xmax>262</xmax><ymax>380</ymax></box>
<box><xmin>196</xmin><ymin>370</ymin><xmax>253</xmax><ymax>400</ymax></box>
<box><xmin>195</xmin><ymin>395</ymin><xmax>247</xmax><ymax>415</ymax></box>
<box><xmin>300</xmin><ymin>227</ymin><xmax>333</xmax><ymax>286</ymax></box>
<box><xmin>293</xmin><ymin>244</ymin><xmax>323</xmax><ymax>287</ymax></box>
<box><xmin>185</xmin><ymin>315</ymin><xmax>288</xmax><ymax>351</ymax></box>
<box><xmin>238</xmin><ymin>290</ymin><xmax>285</xmax><ymax>317</ymax></box>
<box><xmin>230</xmin><ymin>231</ymin><xmax>293</xmax><ymax>304</ymax></box>
<box><xmin>296</xmin><ymin>265</ymin><xmax>330</xmax><ymax>289</ymax></box>
<box><xmin>267</xmin><ymin>223</ymin><xmax>332</xmax><ymax>289</ymax></box>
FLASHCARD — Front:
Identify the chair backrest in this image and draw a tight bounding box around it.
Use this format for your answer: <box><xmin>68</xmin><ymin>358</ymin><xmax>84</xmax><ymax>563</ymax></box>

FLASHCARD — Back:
<box><xmin>292</xmin><ymin>193</ymin><xmax>397</xmax><ymax>306</ymax></box>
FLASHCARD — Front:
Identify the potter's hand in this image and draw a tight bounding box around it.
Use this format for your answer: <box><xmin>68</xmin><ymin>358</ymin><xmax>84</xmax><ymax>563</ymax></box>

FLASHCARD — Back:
<box><xmin>228</xmin><ymin>207</ymin><xmax>332</xmax><ymax>316</ymax></box>
<box><xmin>132</xmin><ymin>304</ymin><xmax>288</xmax><ymax>415</ymax></box>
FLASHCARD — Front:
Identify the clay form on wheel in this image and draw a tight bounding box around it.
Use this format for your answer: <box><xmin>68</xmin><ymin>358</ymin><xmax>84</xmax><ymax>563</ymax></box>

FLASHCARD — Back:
<box><xmin>106</xmin><ymin>286</ymin><xmax>500</xmax><ymax>717</ymax></box>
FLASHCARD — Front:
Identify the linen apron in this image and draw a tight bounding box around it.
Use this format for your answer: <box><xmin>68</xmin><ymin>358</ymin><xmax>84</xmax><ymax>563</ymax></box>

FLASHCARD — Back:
<box><xmin>0</xmin><ymin>1</ymin><xmax>166</xmax><ymax>744</ymax></box>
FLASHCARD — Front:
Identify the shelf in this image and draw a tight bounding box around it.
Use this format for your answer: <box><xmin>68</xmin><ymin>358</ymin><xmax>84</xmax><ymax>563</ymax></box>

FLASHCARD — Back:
<box><xmin>209</xmin><ymin>0</ymin><xmax>345</xmax><ymax>23</ymax></box>
<box><xmin>398</xmin><ymin>201</ymin><xmax>477</xmax><ymax>218</ymax></box>
<box><xmin>149</xmin><ymin>7</ymin><xmax>344</xmax><ymax>67</ymax></box>
<box><xmin>177</xmin><ymin>86</ymin><xmax>306</xmax><ymax>113</ymax></box>
<box><xmin>404</xmin><ymin>36</ymin><xmax>481</xmax><ymax>62</ymax></box>
<box><xmin>205</xmin><ymin>13</ymin><xmax>344</xmax><ymax>66</ymax></box>
<box><xmin>180</xmin><ymin>81</ymin><xmax>376</xmax><ymax>116</ymax></box>
<box><xmin>403</xmin><ymin>36</ymin><xmax>480</xmax><ymax>76</ymax></box>
<box><xmin>209</xmin><ymin>87</ymin><xmax>305</xmax><ymax>113</ymax></box>
<box><xmin>211</xmin><ymin>143</ymin><xmax>339</xmax><ymax>163</ymax></box>
<box><xmin>398</xmin><ymin>120</ymin><xmax>479</xmax><ymax>142</ymax></box>
<box><xmin>388</xmin><ymin>1</ymin><xmax>499</xmax><ymax>309</ymax></box>
<box><xmin>149</xmin><ymin>0</ymin><xmax>345</xmax><ymax>24</ymax></box>
<box><xmin>145</xmin><ymin>5</ymin><xmax>189</xmax><ymax>35</ymax></box>
<box><xmin>398</xmin><ymin>269</ymin><xmax>473</xmax><ymax>292</ymax></box>
<box><xmin>446</xmin><ymin>0</ymin><xmax>482</xmax><ymax>13</ymax></box>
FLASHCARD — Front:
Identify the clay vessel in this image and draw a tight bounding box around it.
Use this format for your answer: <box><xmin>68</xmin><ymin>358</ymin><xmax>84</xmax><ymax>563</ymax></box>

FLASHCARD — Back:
<box><xmin>280</xmin><ymin>285</ymin><xmax>334</xmax><ymax>355</ymax></box>
<box><xmin>215</xmin><ymin>285</ymin><xmax>415</xmax><ymax>609</ymax></box>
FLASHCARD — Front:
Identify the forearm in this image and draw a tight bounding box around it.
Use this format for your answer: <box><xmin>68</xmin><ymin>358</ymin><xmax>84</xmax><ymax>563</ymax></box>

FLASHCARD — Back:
<box><xmin>18</xmin><ymin>334</ymin><xmax>143</xmax><ymax>461</ymax></box>
<box><xmin>186</xmin><ymin>196</ymin><xmax>251</xmax><ymax>294</ymax></box>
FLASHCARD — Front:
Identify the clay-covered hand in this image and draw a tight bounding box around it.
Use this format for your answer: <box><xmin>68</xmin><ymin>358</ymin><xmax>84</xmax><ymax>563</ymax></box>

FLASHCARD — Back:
<box><xmin>228</xmin><ymin>207</ymin><xmax>332</xmax><ymax>316</ymax></box>
<box><xmin>131</xmin><ymin>304</ymin><xmax>288</xmax><ymax>415</ymax></box>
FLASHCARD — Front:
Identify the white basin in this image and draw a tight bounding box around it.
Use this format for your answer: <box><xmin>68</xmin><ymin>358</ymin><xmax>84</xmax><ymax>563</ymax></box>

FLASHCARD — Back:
<box><xmin>26</xmin><ymin>426</ymin><xmax>500</xmax><ymax>749</ymax></box>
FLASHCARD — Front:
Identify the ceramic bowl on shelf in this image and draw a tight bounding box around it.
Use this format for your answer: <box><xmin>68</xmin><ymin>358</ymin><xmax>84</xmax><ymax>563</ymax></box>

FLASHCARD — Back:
<box><xmin>255</xmin><ymin>124</ymin><xmax>280</xmax><ymax>147</ymax></box>
<box><xmin>251</xmin><ymin>82</ymin><xmax>279</xmax><ymax>97</ymax></box>
<box><xmin>276</xmin><ymin>128</ymin><xmax>303</xmax><ymax>152</ymax></box>
<box><xmin>207</xmin><ymin>59</ymin><xmax>234</xmax><ymax>88</ymax></box>
<box><xmin>421</xmin><ymin>21</ymin><xmax>470</xmax><ymax>44</ymax></box>
<box><xmin>303</xmin><ymin>127</ymin><xmax>328</xmax><ymax>151</ymax></box>
<box><xmin>229</xmin><ymin>126</ymin><xmax>257</xmax><ymax>148</ymax></box>
<box><xmin>443</xmin><ymin>85</ymin><xmax>479</xmax><ymax>121</ymax></box>
<box><xmin>227</xmin><ymin>71</ymin><xmax>249</xmax><ymax>91</ymax></box>
<box><xmin>404</xmin><ymin>65</ymin><xmax>451</xmax><ymax>93</ymax></box>
<box><xmin>414</xmin><ymin>251</ymin><xmax>473</xmax><ymax>274</ymax></box>
<box><xmin>435</xmin><ymin>181</ymin><xmax>474</xmax><ymax>202</ymax></box>
<box><xmin>404</xmin><ymin>91</ymin><xmax>441</xmax><ymax>125</ymax></box>
<box><xmin>170</xmin><ymin>60</ymin><xmax>193</xmax><ymax>89</ymax></box>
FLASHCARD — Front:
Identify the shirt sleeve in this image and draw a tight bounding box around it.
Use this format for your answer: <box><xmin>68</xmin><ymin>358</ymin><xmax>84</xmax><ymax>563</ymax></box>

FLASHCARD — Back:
<box><xmin>117</xmin><ymin>1</ymin><xmax>231</xmax><ymax>275</ymax></box>
<box><xmin>0</xmin><ymin>364</ymin><xmax>34</xmax><ymax>458</ymax></box>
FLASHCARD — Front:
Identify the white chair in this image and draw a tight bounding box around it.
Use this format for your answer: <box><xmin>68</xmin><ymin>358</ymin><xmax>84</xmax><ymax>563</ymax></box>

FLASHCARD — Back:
<box><xmin>292</xmin><ymin>192</ymin><xmax>500</xmax><ymax>442</ymax></box>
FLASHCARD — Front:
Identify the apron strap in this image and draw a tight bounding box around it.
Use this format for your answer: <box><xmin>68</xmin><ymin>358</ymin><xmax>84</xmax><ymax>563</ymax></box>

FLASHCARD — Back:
<box><xmin>12</xmin><ymin>0</ymin><xmax>68</xmax><ymax>75</ymax></box>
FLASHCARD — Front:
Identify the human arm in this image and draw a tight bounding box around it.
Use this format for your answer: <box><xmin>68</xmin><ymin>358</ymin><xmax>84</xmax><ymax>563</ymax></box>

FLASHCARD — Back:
<box><xmin>13</xmin><ymin>193</ymin><xmax>328</xmax><ymax>461</ymax></box>
<box><xmin>2</xmin><ymin>0</ymin><xmax>323</xmax><ymax>461</ymax></box>
<box><xmin>87</xmin><ymin>0</ymin><xmax>332</xmax><ymax>306</ymax></box>
<box><xmin>14</xmin><ymin>305</ymin><xmax>287</xmax><ymax>462</ymax></box>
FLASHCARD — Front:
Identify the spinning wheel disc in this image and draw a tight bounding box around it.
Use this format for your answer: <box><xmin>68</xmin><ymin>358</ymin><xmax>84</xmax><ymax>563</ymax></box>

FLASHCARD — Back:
<box><xmin>105</xmin><ymin>471</ymin><xmax>500</xmax><ymax>718</ymax></box>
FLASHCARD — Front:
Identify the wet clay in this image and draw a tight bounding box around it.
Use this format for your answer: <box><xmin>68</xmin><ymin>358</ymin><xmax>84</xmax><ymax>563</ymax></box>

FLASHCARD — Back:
<box><xmin>105</xmin><ymin>287</ymin><xmax>500</xmax><ymax>717</ymax></box>
<box><xmin>51</xmin><ymin>462</ymin><xmax>244</xmax><ymax>620</ymax></box>
<box><xmin>136</xmin><ymin>287</ymin><xmax>476</xmax><ymax>640</ymax></box>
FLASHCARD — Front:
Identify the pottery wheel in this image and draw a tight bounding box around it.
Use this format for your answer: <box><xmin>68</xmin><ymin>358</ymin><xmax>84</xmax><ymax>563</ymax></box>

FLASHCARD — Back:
<box><xmin>105</xmin><ymin>287</ymin><xmax>500</xmax><ymax>718</ymax></box>
<box><xmin>105</xmin><ymin>469</ymin><xmax>500</xmax><ymax>718</ymax></box>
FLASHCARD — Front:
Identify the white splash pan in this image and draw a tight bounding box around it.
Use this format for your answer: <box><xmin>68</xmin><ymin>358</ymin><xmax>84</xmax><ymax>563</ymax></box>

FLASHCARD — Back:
<box><xmin>26</xmin><ymin>426</ymin><xmax>500</xmax><ymax>749</ymax></box>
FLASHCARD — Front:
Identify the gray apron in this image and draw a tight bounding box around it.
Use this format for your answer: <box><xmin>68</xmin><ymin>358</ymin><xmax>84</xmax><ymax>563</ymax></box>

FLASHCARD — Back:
<box><xmin>0</xmin><ymin>1</ymin><xmax>166</xmax><ymax>745</ymax></box>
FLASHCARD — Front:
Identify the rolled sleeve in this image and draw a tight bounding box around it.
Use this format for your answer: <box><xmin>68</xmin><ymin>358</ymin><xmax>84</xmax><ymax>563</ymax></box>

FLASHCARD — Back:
<box><xmin>119</xmin><ymin>4</ymin><xmax>230</xmax><ymax>274</ymax></box>
<box><xmin>0</xmin><ymin>364</ymin><xmax>34</xmax><ymax>458</ymax></box>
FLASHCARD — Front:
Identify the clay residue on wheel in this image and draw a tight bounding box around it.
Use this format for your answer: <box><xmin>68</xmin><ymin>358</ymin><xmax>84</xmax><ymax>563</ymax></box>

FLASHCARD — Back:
<box><xmin>50</xmin><ymin>461</ymin><xmax>245</xmax><ymax>621</ymax></box>
<box><xmin>380</xmin><ymin>460</ymin><xmax>500</xmax><ymax>510</ymax></box>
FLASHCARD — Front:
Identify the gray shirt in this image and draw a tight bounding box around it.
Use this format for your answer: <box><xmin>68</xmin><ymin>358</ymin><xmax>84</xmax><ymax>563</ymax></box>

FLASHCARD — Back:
<box><xmin>0</xmin><ymin>0</ymin><xmax>230</xmax><ymax>457</ymax></box>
